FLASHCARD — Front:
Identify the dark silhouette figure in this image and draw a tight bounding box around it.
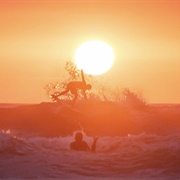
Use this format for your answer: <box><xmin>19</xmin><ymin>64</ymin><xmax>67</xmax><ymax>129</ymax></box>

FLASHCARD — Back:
<box><xmin>70</xmin><ymin>132</ymin><xmax>99</xmax><ymax>152</ymax></box>
<box><xmin>51</xmin><ymin>70</ymin><xmax>91</xmax><ymax>105</ymax></box>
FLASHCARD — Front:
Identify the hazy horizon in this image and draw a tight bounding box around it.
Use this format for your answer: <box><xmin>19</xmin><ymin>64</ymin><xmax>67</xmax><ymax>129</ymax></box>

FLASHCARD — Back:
<box><xmin>1</xmin><ymin>0</ymin><xmax>180</xmax><ymax>103</ymax></box>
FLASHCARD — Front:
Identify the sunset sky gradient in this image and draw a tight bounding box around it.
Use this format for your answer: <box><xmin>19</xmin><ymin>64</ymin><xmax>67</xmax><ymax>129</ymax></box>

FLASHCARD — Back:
<box><xmin>0</xmin><ymin>0</ymin><xmax>180</xmax><ymax>103</ymax></box>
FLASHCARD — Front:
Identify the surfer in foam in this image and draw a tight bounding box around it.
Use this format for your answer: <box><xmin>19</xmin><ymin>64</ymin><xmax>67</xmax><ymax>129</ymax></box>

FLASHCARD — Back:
<box><xmin>70</xmin><ymin>132</ymin><xmax>99</xmax><ymax>152</ymax></box>
<box><xmin>51</xmin><ymin>70</ymin><xmax>91</xmax><ymax>106</ymax></box>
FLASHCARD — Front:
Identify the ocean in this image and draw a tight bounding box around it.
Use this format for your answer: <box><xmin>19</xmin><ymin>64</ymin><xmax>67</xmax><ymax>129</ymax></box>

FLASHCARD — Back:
<box><xmin>0</xmin><ymin>101</ymin><xmax>180</xmax><ymax>179</ymax></box>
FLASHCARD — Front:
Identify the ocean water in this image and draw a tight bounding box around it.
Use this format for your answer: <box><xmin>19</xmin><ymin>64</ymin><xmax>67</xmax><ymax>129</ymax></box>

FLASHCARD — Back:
<box><xmin>0</xmin><ymin>131</ymin><xmax>180</xmax><ymax>179</ymax></box>
<box><xmin>0</xmin><ymin>102</ymin><xmax>180</xmax><ymax>179</ymax></box>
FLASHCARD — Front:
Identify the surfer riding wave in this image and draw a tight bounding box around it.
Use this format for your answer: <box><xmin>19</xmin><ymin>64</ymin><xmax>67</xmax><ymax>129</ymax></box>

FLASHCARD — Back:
<box><xmin>51</xmin><ymin>70</ymin><xmax>91</xmax><ymax>105</ymax></box>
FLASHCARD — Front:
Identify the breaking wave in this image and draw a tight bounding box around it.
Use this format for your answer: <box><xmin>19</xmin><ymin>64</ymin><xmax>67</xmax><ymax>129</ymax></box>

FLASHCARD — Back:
<box><xmin>0</xmin><ymin>130</ymin><xmax>180</xmax><ymax>179</ymax></box>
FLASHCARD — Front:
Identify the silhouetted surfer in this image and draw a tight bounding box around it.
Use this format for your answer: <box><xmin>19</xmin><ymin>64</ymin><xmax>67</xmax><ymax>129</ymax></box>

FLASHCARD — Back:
<box><xmin>70</xmin><ymin>132</ymin><xmax>99</xmax><ymax>152</ymax></box>
<box><xmin>51</xmin><ymin>70</ymin><xmax>91</xmax><ymax>105</ymax></box>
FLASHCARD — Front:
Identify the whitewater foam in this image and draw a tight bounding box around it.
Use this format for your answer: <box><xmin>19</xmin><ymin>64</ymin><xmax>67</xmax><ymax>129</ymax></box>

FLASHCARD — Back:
<box><xmin>0</xmin><ymin>130</ymin><xmax>179</xmax><ymax>179</ymax></box>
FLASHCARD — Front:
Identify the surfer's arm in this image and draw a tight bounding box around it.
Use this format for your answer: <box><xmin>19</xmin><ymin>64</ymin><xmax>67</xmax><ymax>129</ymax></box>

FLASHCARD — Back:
<box><xmin>91</xmin><ymin>137</ymin><xmax>99</xmax><ymax>152</ymax></box>
<box><xmin>81</xmin><ymin>69</ymin><xmax>86</xmax><ymax>83</ymax></box>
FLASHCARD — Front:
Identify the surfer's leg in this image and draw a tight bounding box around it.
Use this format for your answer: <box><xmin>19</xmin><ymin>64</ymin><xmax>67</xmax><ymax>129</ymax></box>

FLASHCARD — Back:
<box><xmin>51</xmin><ymin>94</ymin><xmax>60</xmax><ymax>101</ymax></box>
<box><xmin>71</xmin><ymin>90</ymin><xmax>78</xmax><ymax>106</ymax></box>
<box><xmin>59</xmin><ymin>89</ymin><xmax>69</xmax><ymax>96</ymax></box>
<box><xmin>72</xmin><ymin>95</ymin><xmax>77</xmax><ymax>106</ymax></box>
<box><xmin>83</xmin><ymin>90</ymin><xmax>87</xmax><ymax>101</ymax></box>
<box><xmin>51</xmin><ymin>89</ymin><xmax>69</xmax><ymax>101</ymax></box>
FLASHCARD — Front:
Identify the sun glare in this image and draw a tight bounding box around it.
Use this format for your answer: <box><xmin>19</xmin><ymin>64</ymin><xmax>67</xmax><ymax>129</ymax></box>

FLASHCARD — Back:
<box><xmin>74</xmin><ymin>40</ymin><xmax>114</xmax><ymax>75</ymax></box>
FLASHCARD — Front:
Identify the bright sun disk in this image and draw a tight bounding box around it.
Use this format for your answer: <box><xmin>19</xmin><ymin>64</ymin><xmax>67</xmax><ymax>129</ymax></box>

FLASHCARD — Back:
<box><xmin>74</xmin><ymin>40</ymin><xmax>114</xmax><ymax>75</ymax></box>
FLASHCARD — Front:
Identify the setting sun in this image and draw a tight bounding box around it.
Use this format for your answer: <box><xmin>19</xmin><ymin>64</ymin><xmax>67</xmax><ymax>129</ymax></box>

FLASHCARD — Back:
<box><xmin>1</xmin><ymin>1</ymin><xmax>180</xmax><ymax>179</ymax></box>
<box><xmin>74</xmin><ymin>40</ymin><xmax>114</xmax><ymax>75</ymax></box>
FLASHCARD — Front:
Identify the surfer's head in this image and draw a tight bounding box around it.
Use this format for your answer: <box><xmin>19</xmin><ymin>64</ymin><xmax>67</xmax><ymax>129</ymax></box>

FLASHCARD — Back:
<box><xmin>86</xmin><ymin>84</ymin><xmax>92</xmax><ymax>90</ymax></box>
<box><xmin>75</xmin><ymin>132</ymin><xmax>83</xmax><ymax>142</ymax></box>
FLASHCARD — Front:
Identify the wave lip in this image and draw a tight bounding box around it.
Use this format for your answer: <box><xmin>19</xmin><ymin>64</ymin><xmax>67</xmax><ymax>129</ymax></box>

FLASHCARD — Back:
<box><xmin>1</xmin><ymin>101</ymin><xmax>180</xmax><ymax>137</ymax></box>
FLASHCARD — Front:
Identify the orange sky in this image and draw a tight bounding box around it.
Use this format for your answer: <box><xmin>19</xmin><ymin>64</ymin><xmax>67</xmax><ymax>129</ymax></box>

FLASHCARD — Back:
<box><xmin>0</xmin><ymin>0</ymin><xmax>180</xmax><ymax>103</ymax></box>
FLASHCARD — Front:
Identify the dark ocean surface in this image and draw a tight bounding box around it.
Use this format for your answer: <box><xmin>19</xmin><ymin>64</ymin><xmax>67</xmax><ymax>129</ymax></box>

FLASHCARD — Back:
<box><xmin>0</xmin><ymin>101</ymin><xmax>180</xmax><ymax>179</ymax></box>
